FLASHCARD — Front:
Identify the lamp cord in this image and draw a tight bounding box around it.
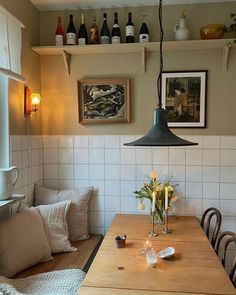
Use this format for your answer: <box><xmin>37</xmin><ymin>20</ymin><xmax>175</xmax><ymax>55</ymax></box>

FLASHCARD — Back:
<box><xmin>157</xmin><ymin>0</ymin><xmax>163</xmax><ymax>109</ymax></box>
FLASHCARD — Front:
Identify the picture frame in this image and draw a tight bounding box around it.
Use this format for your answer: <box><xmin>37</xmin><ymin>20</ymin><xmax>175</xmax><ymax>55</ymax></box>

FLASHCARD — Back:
<box><xmin>161</xmin><ymin>70</ymin><xmax>207</xmax><ymax>128</ymax></box>
<box><xmin>77</xmin><ymin>78</ymin><xmax>130</xmax><ymax>124</ymax></box>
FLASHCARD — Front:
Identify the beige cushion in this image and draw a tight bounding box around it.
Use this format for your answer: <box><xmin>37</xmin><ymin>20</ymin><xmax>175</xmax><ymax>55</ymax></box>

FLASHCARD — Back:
<box><xmin>34</xmin><ymin>185</ymin><xmax>93</xmax><ymax>241</ymax></box>
<box><xmin>0</xmin><ymin>208</ymin><xmax>52</xmax><ymax>278</ymax></box>
<box><xmin>36</xmin><ymin>201</ymin><xmax>77</xmax><ymax>253</ymax></box>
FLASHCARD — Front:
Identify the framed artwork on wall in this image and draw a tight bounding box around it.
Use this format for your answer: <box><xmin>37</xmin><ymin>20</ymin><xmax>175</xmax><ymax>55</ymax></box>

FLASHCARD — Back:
<box><xmin>77</xmin><ymin>78</ymin><xmax>130</xmax><ymax>124</ymax></box>
<box><xmin>161</xmin><ymin>70</ymin><xmax>207</xmax><ymax>128</ymax></box>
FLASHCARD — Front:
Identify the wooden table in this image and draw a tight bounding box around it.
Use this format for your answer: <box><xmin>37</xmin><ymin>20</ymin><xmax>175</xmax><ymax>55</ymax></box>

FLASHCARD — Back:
<box><xmin>80</xmin><ymin>214</ymin><xmax>236</xmax><ymax>295</ymax></box>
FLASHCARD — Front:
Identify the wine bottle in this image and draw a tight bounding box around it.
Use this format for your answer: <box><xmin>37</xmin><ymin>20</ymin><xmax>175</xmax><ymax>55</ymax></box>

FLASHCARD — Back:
<box><xmin>111</xmin><ymin>12</ymin><xmax>121</xmax><ymax>44</ymax></box>
<box><xmin>126</xmin><ymin>12</ymin><xmax>134</xmax><ymax>43</ymax></box>
<box><xmin>139</xmin><ymin>14</ymin><xmax>149</xmax><ymax>43</ymax></box>
<box><xmin>101</xmin><ymin>13</ymin><xmax>110</xmax><ymax>44</ymax></box>
<box><xmin>78</xmin><ymin>13</ymin><xmax>88</xmax><ymax>45</ymax></box>
<box><xmin>55</xmin><ymin>16</ymin><xmax>64</xmax><ymax>46</ymax></box>
<box><xmin>90</xmin><ymin>16</ymin><xmax>98</xmax><ymax>44</ymax></box>
<box><xmin>66</xmin><ymin>14</ymin><xmax>77</xmax><ymax>45</ymax></box>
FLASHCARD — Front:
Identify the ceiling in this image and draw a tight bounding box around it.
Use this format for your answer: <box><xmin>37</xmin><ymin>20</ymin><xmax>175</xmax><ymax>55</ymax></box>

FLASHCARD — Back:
<box><xmin>30</xmin><ymin>0</ymin><xmax>236</xmax><ymax>11</ymax></box>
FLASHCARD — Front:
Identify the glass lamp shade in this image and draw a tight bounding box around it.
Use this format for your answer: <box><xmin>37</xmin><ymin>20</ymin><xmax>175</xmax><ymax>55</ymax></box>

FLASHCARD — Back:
<box><xmin>124</xmin><ymin>108</ymin><xmax>198</xmax><ymax>147</ymax></box>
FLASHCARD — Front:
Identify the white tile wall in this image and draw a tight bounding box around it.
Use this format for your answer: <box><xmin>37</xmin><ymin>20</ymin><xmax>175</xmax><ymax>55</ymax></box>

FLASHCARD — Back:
<box><xmin>9</xmin><ymin>135</ymin><xmax>236</xmax><ymax>237</ymax></box>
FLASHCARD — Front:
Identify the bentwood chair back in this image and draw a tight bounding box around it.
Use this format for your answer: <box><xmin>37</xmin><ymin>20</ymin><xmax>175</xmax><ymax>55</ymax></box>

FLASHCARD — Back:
<box><xmin>215</xmin><ymin>231</ymin><xmax>236</xmax><ymax>287</ymax></box>
<box><xmin>200</xmin><ymin>207</ymin><xmax>222</xmax><ymax>248</ymax></box>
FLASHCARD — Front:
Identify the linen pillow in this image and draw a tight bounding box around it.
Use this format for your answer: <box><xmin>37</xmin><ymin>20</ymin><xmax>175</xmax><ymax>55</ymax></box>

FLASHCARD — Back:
<box><xmin>34</xmin><ymin>185</ymin><xmax>93</xmax><ymax>241</ymax></box>
<box><xmin>0</xmin><ymin>208</ymin><xmax>52</xmax><ymax>278</ymax></box>
<box><xmin>36</xmin><ymin>201</ymin><xmax>77</xmax><ymax>253</ymax></box>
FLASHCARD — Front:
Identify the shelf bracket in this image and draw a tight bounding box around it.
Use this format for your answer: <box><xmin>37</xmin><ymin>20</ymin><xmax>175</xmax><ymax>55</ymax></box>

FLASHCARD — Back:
<box><xmin>223</xmin><ymin>42</ymin><xmax>232</xmax><ymax>72</ymax></box>
<box><xmin>141</xmin><ymin>47</ymin><xmax>146</xmax><ymax>74</ymax></box>
<box><xmin>62</xmin><ymin>50</ymin><xmax>71</xmax><ymax>75</ymax></box>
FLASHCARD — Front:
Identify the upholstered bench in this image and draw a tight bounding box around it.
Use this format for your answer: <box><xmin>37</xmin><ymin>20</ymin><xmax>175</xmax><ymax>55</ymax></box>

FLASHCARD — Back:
<box><xmin>14</xmin><ymin>235</ymin><xmax>103</xmax><ymax>279</ymax></box>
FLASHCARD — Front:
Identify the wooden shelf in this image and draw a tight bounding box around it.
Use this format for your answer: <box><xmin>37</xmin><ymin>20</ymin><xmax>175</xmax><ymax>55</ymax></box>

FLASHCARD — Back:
<box><xmin>32</xmin><ymin>39</ymin><xmax>236</xmax><ymax>74</ymax></box>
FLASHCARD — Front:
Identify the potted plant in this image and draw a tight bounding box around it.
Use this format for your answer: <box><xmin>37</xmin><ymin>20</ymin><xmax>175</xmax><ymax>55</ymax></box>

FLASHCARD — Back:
<box><xmin>224</xmin><ymin>13</ymin><xmax>236</xmax><ymax>40</ymax></box>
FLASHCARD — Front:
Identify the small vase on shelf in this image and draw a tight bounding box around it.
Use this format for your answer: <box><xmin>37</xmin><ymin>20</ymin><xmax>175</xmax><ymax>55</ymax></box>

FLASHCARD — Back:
<box><xmin>174</xmin><ymin>9</ymin><xmax>190</xmax><ymax>41</ymax></box>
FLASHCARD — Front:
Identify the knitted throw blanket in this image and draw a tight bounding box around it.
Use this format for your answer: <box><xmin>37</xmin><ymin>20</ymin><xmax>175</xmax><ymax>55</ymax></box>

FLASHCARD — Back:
<box><xmin>0</xmin><ymin>269</ymin><xmax>85</xmax><ymax>295</ymax></box>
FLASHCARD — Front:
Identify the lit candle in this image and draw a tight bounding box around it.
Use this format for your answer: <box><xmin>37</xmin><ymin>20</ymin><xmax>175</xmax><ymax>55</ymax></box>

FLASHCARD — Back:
<box><xmin>151</xmin><ymin>191</ymin><xmax>156</xmax><ymax>213</ymax></box>
<box><xmin>165</xmin><ymin>186</ymin><xmax>168</xmax><ymax>210</ymax></box>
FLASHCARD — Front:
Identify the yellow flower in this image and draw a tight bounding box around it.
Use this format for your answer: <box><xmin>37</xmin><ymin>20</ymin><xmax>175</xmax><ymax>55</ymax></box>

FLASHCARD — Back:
<box><xmin>143</xmin><ymin>181</ymin><xmax>148</xmax><ymax>187</ymax></box>
<box><xmin>168</xmin><ymin>185</ymin><xmax>174</xmax><ymax>192</ymax></box>
<box><xmin>155</xmin><ymin>185</ymin><xmax>161</xmax><ymax>192</ymax></box>
<box><xmin>138</xmin><ymin>203</ymin><xmax>145</xmax><ymax>210</ymax></box>
<box><xmin>171</xmin><ymin>195</ymin><xmax>178</xmax><ymax>202</ymax></box>
<box><xmin>150</xmin><ymin>170</ymin><xmax>158</xmax><ymax>180</ymax></box>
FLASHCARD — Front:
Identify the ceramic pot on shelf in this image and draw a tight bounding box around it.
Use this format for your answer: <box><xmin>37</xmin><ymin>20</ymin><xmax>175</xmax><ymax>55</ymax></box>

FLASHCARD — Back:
<box><xmin>200</xmin><ymin>24</ymin><xmax>227</xmax><ymax>39</ymax></box>
<box><xmin>0</xmin><ymin>166</ymin><xmax>19</xmax><ymax>200</ymax></box>
<box><xmin>174</xmin><ymin>18</ymin><xmax>190</xmax><ymax>41</ymax></box>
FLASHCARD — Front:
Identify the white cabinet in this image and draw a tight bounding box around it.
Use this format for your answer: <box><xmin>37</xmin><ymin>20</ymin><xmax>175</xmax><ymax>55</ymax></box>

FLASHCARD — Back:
<box><xmin>0</xmin><ymin>12</ymin><xmax>10</xmax><ymax>70</ymax></box>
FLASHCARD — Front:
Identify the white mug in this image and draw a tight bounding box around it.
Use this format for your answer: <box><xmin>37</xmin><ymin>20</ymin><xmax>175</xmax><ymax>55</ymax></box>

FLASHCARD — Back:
<box><xmin>0</xmin><ymin>166</ymin><xmax>19</xmax><ymax>200</ymax></box>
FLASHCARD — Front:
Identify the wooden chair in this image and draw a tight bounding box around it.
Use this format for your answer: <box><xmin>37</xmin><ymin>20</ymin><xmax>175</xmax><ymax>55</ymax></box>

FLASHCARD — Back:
<box><xmin>200</xmin><ymin>207</ymin><xmax>222</xmax><ymax>248</ymax></box>
<box><xmin>215</xmin><ymin>231</ymin><xmax>236</xmax><ymax>287</ymax></box>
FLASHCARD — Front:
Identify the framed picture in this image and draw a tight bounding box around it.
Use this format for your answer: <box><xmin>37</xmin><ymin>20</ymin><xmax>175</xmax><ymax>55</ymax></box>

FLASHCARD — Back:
<box><xmin>161</xmin><ymin>70</ymin><xmax>207</xmax><ymax>127</ymax></box>
<box><xmin>78</xmin><ymin>78</ymin><xmax>130</xmax><ymax>124</ymax></box>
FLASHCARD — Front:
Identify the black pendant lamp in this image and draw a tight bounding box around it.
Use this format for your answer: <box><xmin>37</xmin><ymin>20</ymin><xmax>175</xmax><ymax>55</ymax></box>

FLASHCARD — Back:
<box><xmin>124</xmin><ymin>0</ymin><xmax>197</xmax><ymax>147</ymax></box>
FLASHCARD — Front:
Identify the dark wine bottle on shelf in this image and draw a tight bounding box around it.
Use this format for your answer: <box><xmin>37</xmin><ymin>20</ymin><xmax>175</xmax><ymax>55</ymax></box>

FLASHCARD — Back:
<box><xmin>126</xmin><ymin>12</ymin><xmax>134</xmax><ymax>43</ymax></box>
<box><xmin>111</xmin><ymin>12</ymin><xmax>121</xmax><ymax>44</ymax></box>
<box><xmin>66</xmin><ymin>14</ymin><xmax>77</xmax><ymax>45</ymax></box>
<box><xmin>78</xmin><ymin>13</ymin><xmax>88</xmax><ymax>45</ymax></box>
<box><xmin>101</xmin><ymin>13</ymin><xmax>110</xmax><ymax>44</ymax></box>
<box><xmin>55</xmin><ymin>16</ymin><xmax>64</xmax><ymax>46</ymax></box>
<box><xmin>90</xmin><ymin>16</ymin><xmax>98</xmax><ymax>44</ymax></box>
<box><xmin>139</xmin><ymin>14</ymin><xmax>149</xmax><ymax>43</ymax></box>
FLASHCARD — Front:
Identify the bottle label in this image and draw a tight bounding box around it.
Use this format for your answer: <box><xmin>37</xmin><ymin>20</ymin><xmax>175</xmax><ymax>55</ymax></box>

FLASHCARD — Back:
<box><xmin>90</xmin><ymin>28</ymin><xmax>98</xmax><ymax>44</ymax></box>
<box><xmin>78</xmin><ymin>38</ymin><xmax>86</xmax><ymax>45</ymax></box>
<box><xmin>139</xmin><ymin>34</ymin><xmax>149</xmax><ymax>43</ymax></box>
<box><xmin>101</xmin><ymin>36</ymin><xmax>109</xmax><ymax>44</ymax></box>
<box><xmin>67</xmin><ymin>33</ymin><xmax>76</xmax><ymax>45</ymax></box>
<box><xmin>112</xmin><ymin>36</ymin><xmax>120</xmax><ymax>44</ymax></box>
<box><xmin>55</xmin><ymin>35</ymin><xmax>63</xmax><ymax>46</ymax></box>
<box><xmin>126</xmin><ymin>25</ymin><xmax>134</xmax><ymax>37</ymax></box>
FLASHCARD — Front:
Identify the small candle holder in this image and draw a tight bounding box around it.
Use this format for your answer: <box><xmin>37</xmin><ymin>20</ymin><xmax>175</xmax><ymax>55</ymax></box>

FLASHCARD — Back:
<box><xmin>149</xmin><ymin>211</ymin><xmax>158</xmax><ymax>237</ymax></box>
<box><xmin>162</xmin><ymin>209</ymin><xmax>172</xmax><ymax>234</ymax></box>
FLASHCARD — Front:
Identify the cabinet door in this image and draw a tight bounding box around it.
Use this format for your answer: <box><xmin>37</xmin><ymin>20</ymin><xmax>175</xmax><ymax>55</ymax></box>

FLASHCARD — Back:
<box><xmin>0</xmin><ymin>12</ymin><xmax>10</xmax><ymax>70</ymax></box>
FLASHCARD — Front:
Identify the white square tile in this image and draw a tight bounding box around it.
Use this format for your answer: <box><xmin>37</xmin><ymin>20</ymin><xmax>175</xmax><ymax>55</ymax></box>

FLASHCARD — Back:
<box><xmin>90</xmin><ymin>180</ymin><xmax>105</xmax><ymax>195</ymax></box>
<box><xmin>136</xmin><ymin>149</ymin><xmax>152</xmax><ymax>165</ymax></box>
<box><xmin>203</xmin><ymin>150</ymin><xmax>220</xmax><ymax>166</ymax></box>
<box><xmin>21</xmin><ymin>136</ymin><xmax>29</xmax><ymax>150</ymax></box>
<box><xmin>89</xmin><ymin>165</ymin><xmax>105</xmax><ymax>180</ymax></box>
<box><xmin>203</xmin><ymin>166</ymin><xmax>220</xmax><ymax>182</ymax></box>
<box><xmin>21</xmin><ymin>151</ymin><xmax>29</xmax><ymax>168</ymax></box>
<box><xmin>44</xmin><ymin>149</ymin><xmax>58</xmax><ymax>164</ymax></box>
<box><xmin>104</xmin><ymin>212</ymin><xmax>116</xmax><ymax>228</ymax></box>
<box><xmin>74</xmin><ymin>179</ymin><xmax>89</xmax><ymax>188</ymax></box>
<box><xmin>203</xmin><ymin>199</ymin><xmax>220</xmax><ymax>211</ymax></box>
<box><xmin>59</xmin><ymin>164</ymin><xmax>73</xmax><ymax>179</ymax></box>
<box><xmin>221</xmin><ymin>136</ymin><xmax>236</xmax><ymax>149</ymax></box>
<box><xmin>121</xmin><ymin>149</ymin><xmax>135</xmax><ymax>164</ymax></box>
<box><xmin>59</xmin><ymin>136</ymin><xmax>73</xmax><ymax>148</ymax></box>
<box><xmin>39</xmin><ymin>150</ymin><xmax>44</xmax><ymax>165</ymax></box>
<box><xmin>186</xmin><ymin>182</ymin><xmax>202</xmax><ymax>198</ymax></box>
<box><xmin>89</xmin><ymin>136</ymin><xmax>105</xmax><ymax>149</ymax></box>
<box><xmin>90</xmin><ymin>195</ymin><xmax>105</xmax><ymax>211</ymax></box>
<box><xmin>11</xmin><ymin>151</ymin><xmax>22</xmax><ymax>168</ymax></box>
<box><xmin>59</xmin><ymin>180</ymin><xmax>74</xmax><ymax>189</ymax></box>
<box><xmin>152</xmin><ymin>165</ymin><xmax>169</xmax><ymax>182</ymax></box>
<box><xmin>31</xmin><ymin>166</ymin><xmax>40</xmax><ymax>183</ymax></box>
<box><xmin>121</xmin><ymin>197</ymin><xmax>137</xmax><ymax>213</ymax></box>
<box><xmin>221</xmin><ymin>150</ymin><xmax>236</xmax><ymax>166</ymax></box>
<box><xmin>43</xmin><ymin>136</ymin><xmax>58</xmax><ymax>148</ymax></box>
<box><xmin>105</xmin><ymin>149</ymin><xmax>120</xmax><ymax>164</ymax></box>
<box><xmin>186</xmin><ymin>199</ymin><xmax>202</xmax><ymax>215</ymax></box>
<box><xmin>10</xmin><ymin>136</ymin><xmax>21</xmax><ymax>151</ymax></box>
<box><xmin>44</xmin><ymin>164</ymin><xmax>58</xmax><ymax>180</ymax></box>
<box><xmin>120</xmin><ymin>181</ymin><xmax>136</xmax><ymax>196</ymax></box>
<box><xmin>89</xmin><ymin>149</ymin><xmax>105</xmax><ymax>164</ymax></box>
<box><xmin>59</xmin><ymin>149</ymin><xmax>73</xmax><ymax>164</ymax></box>
<box><xmin>169</xmin><ymin>149</ymin><xmax>185</xmax><ymax>165</ymax></box>
<box><xmin>203</xmin><ymin>136</ymin><xmax>220</xmax><ymax>149</ymax></box>
<box><xmin>43</xmin><ymin>179</ymin><xmax>59</xmax><ymax>189</ymax></box>
<box><xmin>186</xmin><ymin>166</ymin><xmax>202</xmax><ymax>182</ymax></box>
<box><xmin>120</xmin><ymin>136</ymin><xmax>136</xmax><ymax>148</ymax></box>
<box><xmin>203</xmin><ymin>183</ymin><xmax>219</xmax><ymax>199</ymax></box>
<box><xmin>105</xmin><ymin>165</ymin><xmax>120</xmax><ymax>180</ymax></box>
<box><xmin>105</xmin><ymin>136</ymin><xmax>120</xmax><ymax>148</ymax></box>
<box><xmin>74</xmin><ymin>136</ymin><xmax>89</xmax><ymax>148</ymax></box>
<box><xmin>89</xmin><ymin>226</ymin><xmax>105</xmax><ymax>235</ymax></box>
<box><xmin>185</xmin><ymin>136</ymin><xmax>202</xmax><ymax>148</ymax></box>
<box><xmin>152</xmin><ymin>148</ymin><xmax>168</xmax><ymax>165</ymax></box>
<box><xmin>220</xmin><ymin>183</ymin><xmax>236</xmax><ymax>200</ymax></box>
<box><xmin>105</xmin><ymin>181</ymin><xmax>120</xmax><ymax>196</ymax></box>
<box><xmin>220</xmin><ymin>200</ymin><xmax>236</xmax><ymax>215</ymax></box>
<box><xmin>105</xmin><ymin>196</ymin><xmax>120</xmax><ymax>211</ymax></box>
<box><xmin>22</xmin><ymin>168</ymin><xmax>29</xmax><ymax>186</ymax></box>
<box><xmin>74</xmin><ymin>164</ymin><xmax>89</xmax><ymax>180</ymax></box>
<box><xmin>169</xmin><ymin>165</ymin><xmax>185</xmax><ymax>181</ymax></box>
<box><xmin>171</xmin><ymin>197</ymin><xmax>186</xmax><ymax>215</ymax></box>
<box><xmin>74</xmin><ymin>149</ymin><xmax>89</xmax><ymax>164</ymax></box>
<box><xmin>220</xmin><ymin>167</ymin><xmax>236</xmax><ymax>183</ymax></box>
<box><xmin>221</xmin><ymin>217</ymin><xmax>236</xmax><ymax>232</ymax></box>
<box><xmin>173</xmin><ymin>182</ymin><xmax>186</xmax><ymax>198</ymax></box>
<box><xmin>31</xmin><ymin>150</ymin><xmax>40</xmax><ymax>166</ymax></box>
<box><xmin>136</xmin><ymin>165</ymin><xmax>152</xmax><ymax>181</ymax></box>
<box><xmin>186</xmin><ymin>149</ymin><xmax>202</xmax><ymax>165</ymax></box>
<box><xmin>90</xmin><ymin>211</ymin><xmax>104</xmax><ymax>227</ymax></box>
<box><xmin>31</xmin><ymin>136</ymin><xmax>42</xmax><ymax>149</ymax></box>
<box><xmin>120</xmin><ymin>165</ymin><xmax>136</xmax><ymax>181</ymax></box>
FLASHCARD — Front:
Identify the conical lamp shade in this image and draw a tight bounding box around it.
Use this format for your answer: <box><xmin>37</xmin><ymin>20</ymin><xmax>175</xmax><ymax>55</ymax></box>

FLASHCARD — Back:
<box><xmin>124</xmin><ymin>108</ymin><xmax>198</xmax><ymax>146</ymax></box>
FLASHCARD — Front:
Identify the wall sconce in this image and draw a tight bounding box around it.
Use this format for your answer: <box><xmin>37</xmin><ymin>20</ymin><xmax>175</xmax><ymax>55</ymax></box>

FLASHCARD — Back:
<box><xmin>24</xmin><ymin>86</ymin><xmax>41</xmax><ymax>116</ymax></box>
